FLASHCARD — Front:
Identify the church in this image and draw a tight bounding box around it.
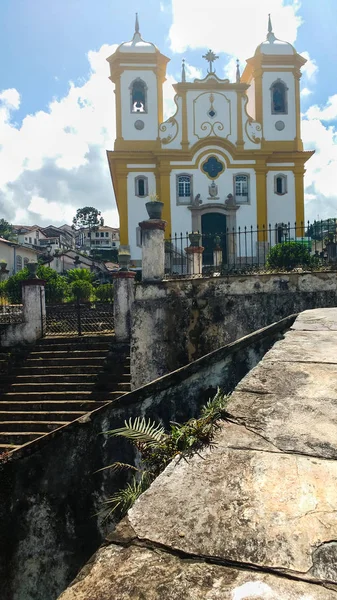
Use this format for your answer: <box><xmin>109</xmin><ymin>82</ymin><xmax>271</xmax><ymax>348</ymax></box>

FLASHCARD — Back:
<box><xmin>106</xmin><ymin>15</ymin><xmax>313</xmax><ymax>266</ymax></box>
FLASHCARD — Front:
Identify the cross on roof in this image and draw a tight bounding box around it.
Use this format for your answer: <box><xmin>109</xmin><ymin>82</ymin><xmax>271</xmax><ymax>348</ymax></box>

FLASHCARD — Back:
<box><xmin>202</xmin><ymin>49</ymin><xmax>219</xmax><ymax>74</ymax></box>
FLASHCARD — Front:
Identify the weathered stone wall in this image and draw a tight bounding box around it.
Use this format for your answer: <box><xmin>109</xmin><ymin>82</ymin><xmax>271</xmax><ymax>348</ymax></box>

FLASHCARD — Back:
<box><xmin>1</xmin><ymin>281</ymin><xmax>45</xmax><ymax>347</ymax></box>
<box><xmin>131</xmin><ymin>271</ymin><xmax>337</xmax><ymax>388</ymax></box>
<box><xmin>0</xmin><ymin>316</ymin><xmax>294</xmax><ymax>600</ymax></box>
<box><xmin>58</xmin><ymin>308</ymin><xmax>337</xmax><ymax>600</ymax></box>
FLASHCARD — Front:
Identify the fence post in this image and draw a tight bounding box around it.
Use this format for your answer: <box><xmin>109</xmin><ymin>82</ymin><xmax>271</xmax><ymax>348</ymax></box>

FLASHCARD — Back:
<box><xmin>185</xmin><ymin>246</ymin><xmax>204</xmax><ymax>276</ymax></box>
<box><xmin>1</xmin><ymin>277</ymin><xmax>46</xmax><ymax>347</ymax></box>
<box><xmin>139</xmin><ymin>219</ymin><xmax>167</xmax><ymax>281</ymax></box>
<box><xmin>112</xmin><ymin>271</ymin><xmax>136</xmax><ymax>343</ymax></box>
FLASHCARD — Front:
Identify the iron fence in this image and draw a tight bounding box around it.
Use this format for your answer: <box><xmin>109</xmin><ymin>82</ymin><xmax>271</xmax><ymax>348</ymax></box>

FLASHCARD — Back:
<box><xmin>44</xmin><ymin>284</ymin><xmax>114</xmax><ymax>336</ymax></box>
<box><xmin>164</xmin><ymin>221</ymin><xmax>337</xmax><ymax>278</ymax></box>
<box><xmin>0</xmin><ymin>296</ymin><xmax>24</xmax><ymax>326</ymax></box>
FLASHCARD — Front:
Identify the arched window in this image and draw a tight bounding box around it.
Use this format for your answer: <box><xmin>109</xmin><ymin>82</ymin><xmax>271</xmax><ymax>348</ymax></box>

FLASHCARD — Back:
<box><xmin>16</xmin><ymin>255</ymin><xmax>23</xmax><ymax>272</ymax></box>
<box><xmin>274</xmin><ymin>174</ymin><xmax>287</xmax><ymax>195</ymax></box>
<box><xmin>271</xmin><ymin>80</ymin><xmax>288</xmax><ymax>115</ymax></box>
<box><xmin>135</xmin><ymin>176</ymin><xmax>148</xmax><ymax>198</ymax></box>
<box><xmin>234</xmin><ymin>174</ymin><xmax>249</xmax><ymax>203</ymax></box>
<box><xmin>130</xmin><ymin>79</ymin><xmax>147</xmax><ymax>113</ymax></box>
<box><xmin>176</xmin><ymin>174</ymin><xmax>193</xmax><ymax>205</ymax></box>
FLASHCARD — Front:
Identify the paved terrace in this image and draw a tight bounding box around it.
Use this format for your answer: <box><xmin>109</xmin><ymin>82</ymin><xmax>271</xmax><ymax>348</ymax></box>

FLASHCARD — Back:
<box><xmin>59</xmin><ymin>308</ymin><xmax>337</xmax><ymax>599</ymax></box>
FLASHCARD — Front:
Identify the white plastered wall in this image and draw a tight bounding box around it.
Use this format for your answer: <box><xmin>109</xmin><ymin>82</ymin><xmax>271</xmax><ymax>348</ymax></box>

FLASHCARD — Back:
<box><xmin>186</xmin><ymin>90</ymin><xmax>238</xmax><ymax>147</ymax></box>
<box><xmin>169</xmin><ymin>166</ymin><xmax>257</xmax><ymax>237</ymax></box>
<box><xmin>267</xmin><ymin>170</ymin><xmax>296</xmax><ymax>229</ymax></box>
<box><xmin>120</xmin><ymin>69</ymin><xmax>158</xmax><ymax>141</ymax></box>
<box><xmin>127</xmin><ymin>171</ymin><xmax>156</xmax><ymax>260</ymax></box>
<box><xmin>262</xmin><ymin>70</ymin><xmax>296</xmax><ymax>141</ymax></box>
<box><xmin>246</xmin><ymin>78</ymin><xmax>256</xmax><ymax>120</ymax></box>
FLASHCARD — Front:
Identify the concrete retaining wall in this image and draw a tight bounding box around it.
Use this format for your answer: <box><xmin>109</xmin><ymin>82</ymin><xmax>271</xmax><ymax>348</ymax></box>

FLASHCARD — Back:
<box><xmin>131</xmin><ymin>271</ymin><xmax>337</xmax><ymax>388</ymax></box>
<box><xmin>0</xmin><ymin>315</ymin><xmax>294</xmax><ymax>600</ymax></box>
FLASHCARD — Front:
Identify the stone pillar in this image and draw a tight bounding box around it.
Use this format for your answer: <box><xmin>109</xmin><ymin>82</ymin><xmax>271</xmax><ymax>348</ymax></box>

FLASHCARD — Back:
<box><xmin>112</xmin><ymin>271</ymin><xmax>136</xmax><ymax>343</ymax></box>
<box><xmin>185</xmin><ymin>246</ymin><xmax>204</xmax><ymax>276</ymax></box>
<box><xmin>1</xmin><ymin>279</ymin><xmax>46</xmax><ymax>347</ymax></box>
<box><xmin>256</xmin><ymin>241</ymin><xmax>270</xmax><ymax>265</ymax></box>
<box><xmin>139</xmin><ymin>220</ymin><xmax>167</xmax><ymax>282</ymax></box>
<box><xmin>213</xmin><ymin>248</ymin><xmax>222</xmax><ymax>269</ymax></box>
<box><xmin>0</xmin><ymin>267</ymin><xmax>9</xmax><ymax>282</ymax></box>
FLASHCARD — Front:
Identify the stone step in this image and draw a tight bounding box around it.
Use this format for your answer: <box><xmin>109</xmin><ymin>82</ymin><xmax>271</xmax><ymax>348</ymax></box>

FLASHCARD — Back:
<box><xmin>9</xmin><ymin>382</ymin><xmax>96</xmax><ymax>393</ymax></box>
<box><xmin>0</xmin><ymin>420</ymin><xmax>67</xmax><ymax>432</ymax></box>
<box><xmin>34</xmin><ymin>342</ymin><xmax>113</xmax><ymax>352</ymax></box>
<box><xmin>0</xmin><ymin>431</ymin><xmax>47</xmax><ymax>444</ymax></box>
<box><xmin>0</xmin><ymin>391</ymin><xmax>125</xmax><ymax>401</ymax></box>
<box><xmin>25</xmin><ymin>357</ymin><xmax>106</xmax><ymax>367</ymax></box>
<box><xmin>29</xmin><ymin>350</ymin><xmax>108</xmax><ymax>358</ymax></box>
<box><xmin>10</xmin><ymin>373</ymin><xmax>131</xmax><ymax>384</ymax></box>
<box><xmin>0</xmin><ymin>443</ymin><xmax>20</xmax><ymax>453</ymax></box>
<box><xmin>0</xmin><ymin>400</ymin><xmax>108</xmax><ymax>412</ymax></box>
<box><xmin>0</xmin><ymin>411</ymin><xmax>87</xmax><ymax>422</ymax></box>
<box><xmin>39</xmin><ymin>335</ymin><xmax>115</xmax><ymax>345</ymax></box>
<box><xmin>19</xmin><ymin>365</ymin><xmax>107</xmax><ymax>375</ymax></box>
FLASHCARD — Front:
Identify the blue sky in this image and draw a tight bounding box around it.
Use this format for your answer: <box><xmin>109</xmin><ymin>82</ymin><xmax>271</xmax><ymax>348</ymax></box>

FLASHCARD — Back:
<box><xmin>0</xmin><ymin>0</ymin><xmax>336</xmax><ymax>226</ymax></box>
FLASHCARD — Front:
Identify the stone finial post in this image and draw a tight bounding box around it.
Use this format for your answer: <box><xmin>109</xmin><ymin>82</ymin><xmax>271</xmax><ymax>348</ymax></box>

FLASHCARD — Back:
<box><xmin>1</xmin><ymin>278</ymin><xmax>46</xmax><ymax>347</ymax></box>
<box><xmin>112</xmin><ymin>271</ymin><xmax>136</xmax><ymax>342</ymax></box>
<box><xmin>185</xmin><ymin>246</ymin><xmax>204</xmax><ymax>276</ymax></box>
<box><xmin>139</xmin><ymin>220</ymin><xmax>167</xmax><ymax>282</ymax></box>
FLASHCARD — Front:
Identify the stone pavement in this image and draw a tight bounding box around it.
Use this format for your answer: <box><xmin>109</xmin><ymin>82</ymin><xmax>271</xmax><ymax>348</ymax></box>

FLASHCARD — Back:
<box><xmin>59</xmin><ymin>308</ymin><xmax>337</xmax><ymax>599</ymax></box>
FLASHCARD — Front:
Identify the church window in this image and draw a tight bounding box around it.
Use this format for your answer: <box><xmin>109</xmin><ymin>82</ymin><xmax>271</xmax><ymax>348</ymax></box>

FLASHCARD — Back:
<box><xmin>271</xmin><ymin>80</ymin><xmax>288</xmax><ymax>115</ymax></box>
<box><xmin>16</xmin><ymin>255</ymin><xmax>23</xmax><ymax>272</ymax></box>
<box><xmin>274</xmin><ymin>174</ymin><xmax>287</xmax><ymax>195</ymax></box>
<box><xmin>234</xmin><ymin>174</ymin><xmax>249</xmax><ymax>203</ymax></box>
<box><xmin>135</xmin><ymin>176</ymin><xmax>148</xmax><ymax>198</ymax></box>
<box><xmin>130</xmin><ymin>79</ymin><xmax>147</xmax><ymax>113</ymax></box>
<box><xmin>176</xmin><ymin>174</ymin><xmax>193</xmax><ymax>205</ymax></box>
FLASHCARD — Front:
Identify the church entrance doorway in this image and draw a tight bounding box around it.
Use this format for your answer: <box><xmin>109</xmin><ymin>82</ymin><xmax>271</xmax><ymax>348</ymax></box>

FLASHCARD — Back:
<box><xmin>201</xmin><ymin>213</ymin><xmax>227</xmax><ymax>265</ymax></box>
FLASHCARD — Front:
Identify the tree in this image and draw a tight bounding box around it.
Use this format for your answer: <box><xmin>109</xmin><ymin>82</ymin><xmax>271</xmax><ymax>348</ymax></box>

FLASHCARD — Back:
<box><xmin>0</xmin><ymin>219</ymin><xmax>15</xmax><ymax>241</ymax></box>
<box><xmin>72</xmin><ymin>207</ymin><xmax>104</xmax><ymax>257</ymax></box>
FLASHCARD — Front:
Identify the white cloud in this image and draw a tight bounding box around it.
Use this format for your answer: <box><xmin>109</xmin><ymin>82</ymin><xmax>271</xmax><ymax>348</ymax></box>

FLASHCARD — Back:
<box><xmin>301</xmin><ymin>87</ymin><xmax>312</xmax><ymax>97</ymax></box>
<box><xmin>169</xmin><ymin>0</ymin><xmax>302</xmax><ymax>58</ymax></box>
<box><xmin>185</xmin><ymin>63</ymin><xmax>203</xmax><ymax>81</ymax></box>
<box><xmin>301</xmin><ymin>51</ymin><xmax>318</xmax><ymax>81</ymax></box>
<box><xmin>0</xmin><ymin>44</ymin><xmax>119</xmax><ymax>227</ymax></box>
<box><xmin>305</xmin><ymin>94</ymin><xmax>337</xmax><ymax>122</ymax></box>
<box><xmin>302</xmin><ymin>104</ymin><xmax>337</xmax><ymax>221</ymax></box>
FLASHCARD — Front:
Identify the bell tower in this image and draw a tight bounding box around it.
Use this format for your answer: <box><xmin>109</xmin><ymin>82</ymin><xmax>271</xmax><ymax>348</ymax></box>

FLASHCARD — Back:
<box><xmin>242</xmin><ymin>15</ymin><xmax>306</xmax><ymax>152</ymax></box>
<box><xmin>107</xmin><ymin>15</ymin><xmax>169</xmax><ymax>151</ymax></box>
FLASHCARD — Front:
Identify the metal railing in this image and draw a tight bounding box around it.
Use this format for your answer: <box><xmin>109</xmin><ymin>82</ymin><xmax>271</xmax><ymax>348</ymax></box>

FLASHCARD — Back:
<box><xmin>164</xmin><ymin>221</ymin><xmax>337</xmax><ymax>278</ymax></box>
<box><xmin>0</xmin><ymin>296</ymin><xmax>24</xmax><ymax>325</ymax></box>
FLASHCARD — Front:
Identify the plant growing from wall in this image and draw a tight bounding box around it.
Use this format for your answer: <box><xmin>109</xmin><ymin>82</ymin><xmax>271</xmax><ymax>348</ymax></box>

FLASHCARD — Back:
<box><xmin>99</xmin><ymin>389</ymin><xmax>228</xmax><ymax>518</ymax></box>
<box><xmin>266</xmin><ymin>242</ymin><xmax>319</xmax><ymax>271</ymax></box>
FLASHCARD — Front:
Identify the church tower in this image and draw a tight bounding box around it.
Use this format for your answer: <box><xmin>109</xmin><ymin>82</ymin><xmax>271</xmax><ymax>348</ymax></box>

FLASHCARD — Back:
<box><xmin>241</xmin><ymin>15</ymin><xmax>308</xmax><ymax>228</ymax></box>
<box><xmin>107</xmin><ymin>14</ymin><xmax>169</xmax><ymax>152</ymax></box>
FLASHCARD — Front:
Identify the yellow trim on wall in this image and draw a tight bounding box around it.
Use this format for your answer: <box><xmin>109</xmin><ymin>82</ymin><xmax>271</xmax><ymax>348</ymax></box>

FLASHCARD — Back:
<box><xmin>294</xmin><ymin>166</ymin><xmax>305</xmax><ymax>229</ymax></box>
<box><xmin>156</xmin><ymin>164</ymin><xmax>172</xmax><ymax>237</ymax></box>
<box><xmin>116</xmin><ymin>172</ymin><xmax>129</xmax><ymax>245</ymax></box>
<box><xmin>255</xmin><ymin>163</ymin><xmax>268</xmax><ymax>240</ymax></box>
<box><xmin>236</xmin><ymin>92</ymin><xmax>244</xmax><ymax>150</ymax></box>
<box><xmin>181</xmin><ymin>90</ymin><xmax>189</xmax><ymax>151</ymax></box>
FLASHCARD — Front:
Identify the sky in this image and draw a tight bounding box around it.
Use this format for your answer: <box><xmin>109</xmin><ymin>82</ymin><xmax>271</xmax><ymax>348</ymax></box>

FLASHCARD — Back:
<box><xmin>0</xmin><ymin>0</ymin><xmax>336</xmax><ymax>228</ymax></box>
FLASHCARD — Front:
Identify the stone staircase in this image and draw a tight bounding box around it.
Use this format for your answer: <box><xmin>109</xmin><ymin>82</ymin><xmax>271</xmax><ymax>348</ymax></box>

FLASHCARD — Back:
<box><xmin>0</xmin><ymin>335</ymin><xmax>130</xmax><ymax>453</ymax></box>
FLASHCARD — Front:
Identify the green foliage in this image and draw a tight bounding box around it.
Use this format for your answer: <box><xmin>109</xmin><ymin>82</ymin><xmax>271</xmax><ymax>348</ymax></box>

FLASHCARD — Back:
<box><xmin>66</xmin><ymin>268</ymin><xmax>95</xmax><ymax>283</ymax></box>
<box><xmin>0</xmin><ymin>281</ymin><xmax>6</xmax><ymax>298</ymax></box>
<box><xmin>94</xmin><ymin>283</ymin><xmax>113</xmax><ymax>302</ymax></box>
<box><xmin>3</xmin><ymin>268</ymin><xmax>29</xmax><ymax>303</ymax></box>
<box><xmin>72</xmin><ymin>207</ymin><xmax>104</xmax><ymax>231</ymax></box>
<box><xmin>101</xmin><ymin>389</ymin><xmax>228</xmax><ymax>519</ymax></box>
<box><xmin>37</xmin><ymin>265</ymin><xmax>71</xmax><ymax>303</ymax></box>
<box><xmin>0</xmin><ymin>218</ymin><xmax>15</xmax><ymax>241</ymax></box>
<box><xmin>266</xmin><ymin>242</ymin><xmax>318</xmax><ymax>271</ymax></box>
<box><xmin>2</xmin><ymin>265</ymin><xmax>70</xmax><ymax>303</ymax></box>
<box><xmin>71</xmin><ymin>280</ymin><xmax>93</xmax><ymax>301</ymax></box>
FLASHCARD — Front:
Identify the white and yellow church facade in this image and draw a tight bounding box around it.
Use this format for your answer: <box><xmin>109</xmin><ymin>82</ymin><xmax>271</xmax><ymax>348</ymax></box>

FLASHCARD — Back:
<box><xmin>107</xmin><ymin>16</ymin><xmax>313</xmax><ymax>265</ymax></box>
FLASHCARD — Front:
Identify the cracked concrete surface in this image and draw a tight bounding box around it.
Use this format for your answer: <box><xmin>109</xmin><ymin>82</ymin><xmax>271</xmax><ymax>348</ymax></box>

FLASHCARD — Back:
<box><xmin>58</xmin><ymin>309</ymin><xmax>337</xmax><ymax>599</ymax></box>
